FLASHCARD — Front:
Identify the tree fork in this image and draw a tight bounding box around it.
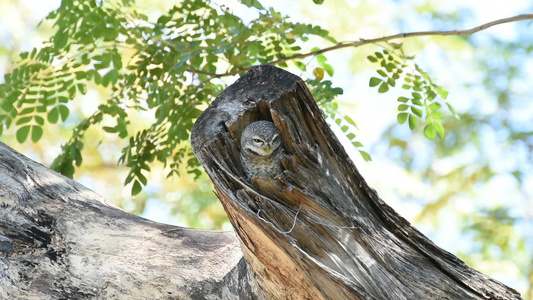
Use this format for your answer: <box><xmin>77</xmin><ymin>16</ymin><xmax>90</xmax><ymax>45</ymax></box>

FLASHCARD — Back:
<box><xmin>191</xmin><ymin>65</ymin><xmax>522</xmax><ymax>300</ymax></box>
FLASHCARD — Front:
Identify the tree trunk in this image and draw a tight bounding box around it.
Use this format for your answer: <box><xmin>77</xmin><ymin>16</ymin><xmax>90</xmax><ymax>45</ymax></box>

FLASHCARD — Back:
<box><xmin>0</xmin><ymin>142</ymin><xmax>255</xmax><ymax>299</ymax></box>
<box><xmin>190</xmin><ymin>65</ymin><xmax>522</xmax><ymax>300</ymax></box>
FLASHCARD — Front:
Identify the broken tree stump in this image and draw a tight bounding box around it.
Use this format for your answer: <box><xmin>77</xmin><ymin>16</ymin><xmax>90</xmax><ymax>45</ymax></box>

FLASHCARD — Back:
<box><xmin>191</xmin><ymin>65</ymin><xmax>522</xmax><ymax>300</ymax></box>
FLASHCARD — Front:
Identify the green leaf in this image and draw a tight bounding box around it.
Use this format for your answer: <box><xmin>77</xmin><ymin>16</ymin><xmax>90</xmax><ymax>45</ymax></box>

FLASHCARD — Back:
<box><xmin>331</xmin><ymin>87</ymin><xmax>343</xmax><ymax>95</ymax></box>
<box><xmin>408</xmin><ymin>114</ymin><xmax>418</xmax><ymax>130</ymax></box>
<box><xmin>397</xmin><ymin>96</ymin><xmax>408</xmax><ymax>103</ymax></box>
<box><xmin>294</xmin><ymin>61</ymin><xmax>306</xmax><ymax>71</ymax></box>
<box><xmin>131</xmin><ymin>180</ymin><xmax>142</xmax><ymax>196</ymax></box>
<box><xmin>59</xmin><ymin>105</ymin><xmax>69</xmax><ymax>121</ymax></box>
<box><xmin>427</xmin><ymin>91</ymin><xmax>436</xmax><ymax>101</ymax></box>
<box><xmin>398</xmin><ymin>104</ymin><xmax>409</xmax><ymax>111</ymax></box>
<box><xmin>78</xmin><ymin>83</ymin><xmax>87</xmax><ymax>95</ymax></box>
<box><xmin>16</xmin><ymin>125</ymin><xmax>31</xmax><ymax>143</ymax></box>
<box><xmin>157</xmin><ymin>14</ymin><xmax>171</xmax><ymax>25</ymax></box>
<box><xmin>34</xmin><ymin>116</ymin><xmax>44</xmax><ymax>126</ymax></box>
<box><xmin>359</xmin><ymin>150</ymin><xmax>371</xmax><ymax>161</ymax></box>
<box><xmin>352</xmin><ymin>141</ymin><xmax>363</xmax><ymax>147</ymax></box>
<box><xmin>434</xmin><ymin>121</ymin><xmax>445</xmax><ymax>138</ymax></box>
<box><xmin>20</xmin><ymin>107</ymin><xmax>35</xmax><ymax>115</ymax></box>
<box><xmin>316</xmin><ymin>54</ymin><xmax>327</xmax><ymax>65</ymax></box>
<box><xmin>411</xmin><ymin>106</ymin><xmax>423</xmax><ymax>118</ymax></box>
<box><xmin>378</xmin><ymin>82</ymin><xmax>389</xmax><ymax>93</ymax></box>
<box><xmin>313</xmin><ymin>0</ymin><xmax>324</xmax><ymax>4</ymax></box>
<box><xmin>344</xmin><ymin>115</ymin><xmax>357</xmax><ymax>127</ymax></box>
<box><xmin>81</xmin><ymin>53</ymin><xmax>90</xmax><ymax>65</ymax></box>
<box><xmin>17</xmin><ymin>117</ymin><xmax>32</xmax><ymax>125</ymax></box>
<box><xmin>323</xmin><ymin>63</ymin><xmax>334</xmax><ymax>76</ymax></box>
<box><xmin>369</xmin><ymin>77</ymin><xmax>382</xmax><ymax>87</ymax></box>
<box><xmin>432</xmin><ymin>111</ymin><xmax>443</xmax><ymax>119</ymax></box>
<box><xmin>107</xmin><ymin>69</ymin><xmax>119</xmax><ymax>85</ymax></box>
<box><xmin>53</xmin><ymin>29</ymin><xmax>68</xmax><ymax>49</ymax></box>
<box><xmin>31</xmin><ymin>125</ymin><xmax>43</xmax><ymax>142</ymax></box>
<box><xmin>112</xmin><ymin>51</ymin><xmax>123</xmax><ymax>69</ymax></box>
<box><xmin>411</xmin><ymin>98</ymin><xmax>423</xmax><ymax>106</ymax></box>
<box><xmin>377</xmin><ymin>70</ymin><xmax>387</xmax><ymax>77</ymax></box>
<box><xmin>103</xmin><ymin>126</ymin><xmax>117</xmax><ymax>133</ymax></box>
<box><xmin>397</xmin><ymin>113</ymin><xmax>408</xmax><ymax>124</ymax></box>
<box><xmin>137</xmin><ymin>172</ymin><xmax>148</xmax><ymax>185</ymax></box>
<box><xmin>424</xmin><ymin>123</ymin><xmax>436</xmax><ymax>140</ymax></box>
<box><xmin>48</xmin><ymin>108</ymin><xmax>59</xmax><ymax>123</ymax></box>
<box><xmin>367</xmin><ymin>55</ymin><xmax>377</xmax><ymax>63</ymax></box>
<box><xmin>429</xmin><ymin>102</ymin><xmax>442</xmax><ymax>110</ymax></box>
<box><xmin>435</xmin><ymin>86</ymin><xmax>449</xmax><ymax>99</ymax></box>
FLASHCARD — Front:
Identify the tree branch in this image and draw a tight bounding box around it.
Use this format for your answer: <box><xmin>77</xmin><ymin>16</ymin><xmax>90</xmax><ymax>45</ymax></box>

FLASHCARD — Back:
<box><xmin>189</xmin><ymin>13</ymin><xmax>533</xmax><ymax>78</ymax></box>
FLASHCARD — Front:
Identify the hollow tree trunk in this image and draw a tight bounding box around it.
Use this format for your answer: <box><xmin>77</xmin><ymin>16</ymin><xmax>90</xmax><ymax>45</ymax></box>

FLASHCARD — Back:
<box><xmin>0</xmin><ymin>142</ymin><xmax>255</xmax><ymax>299</ymax></box>
<box><xmin>190</xmin><ymin>65</ymin><xmax>522</xmax><ymax>300</ymax></box>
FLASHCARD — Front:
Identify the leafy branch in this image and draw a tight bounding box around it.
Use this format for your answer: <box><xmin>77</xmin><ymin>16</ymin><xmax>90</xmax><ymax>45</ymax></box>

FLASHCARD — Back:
<box><xmin>188</xmin><ymin>13</ymin><xmax>533</xmax><ymax>77</ymax></box>
<box><xmin>367</xmin><ymin>45</ymin><xmax>453</xmax><ymax>139</ymax></box>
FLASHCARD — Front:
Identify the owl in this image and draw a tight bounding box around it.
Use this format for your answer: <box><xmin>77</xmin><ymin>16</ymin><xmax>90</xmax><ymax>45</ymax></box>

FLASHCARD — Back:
<box><xmin>240</xmin><ymin>121</ymin><xmax>283</xmax><ymax>180</ymax></box>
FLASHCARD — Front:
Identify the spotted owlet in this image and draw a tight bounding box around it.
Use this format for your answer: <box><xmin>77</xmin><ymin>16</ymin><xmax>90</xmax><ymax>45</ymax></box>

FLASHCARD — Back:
<box><xmin>240</xmin><ymin>121</ymin><xmax>283</xmax><ymax>180</ymax></box>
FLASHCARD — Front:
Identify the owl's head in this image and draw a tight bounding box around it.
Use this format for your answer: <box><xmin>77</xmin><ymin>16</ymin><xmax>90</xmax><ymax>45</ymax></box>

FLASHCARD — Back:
<box><xmin>241</xmin><ymin>121</ymin><xmax>282</xmax><ymax>156</ymax></box>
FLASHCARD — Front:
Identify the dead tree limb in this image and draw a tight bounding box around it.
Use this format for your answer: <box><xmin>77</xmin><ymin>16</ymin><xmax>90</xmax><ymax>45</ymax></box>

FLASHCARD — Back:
<box><xmin>191</xmin><ymin>65</ymin><xmax>523</xmax><ymax>300</ymax></box>
<box><xmin>0</xmin><ymin>141</ymin><xmax>255</xmax><ymax>299</ymax></box>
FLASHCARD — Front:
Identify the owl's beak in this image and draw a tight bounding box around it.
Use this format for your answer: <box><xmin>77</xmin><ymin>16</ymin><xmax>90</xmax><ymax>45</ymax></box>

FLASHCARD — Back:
<box><xmin>265</xmin><ymin>145</ymin><xmax>271</xmax><ymax>153</ymax></box>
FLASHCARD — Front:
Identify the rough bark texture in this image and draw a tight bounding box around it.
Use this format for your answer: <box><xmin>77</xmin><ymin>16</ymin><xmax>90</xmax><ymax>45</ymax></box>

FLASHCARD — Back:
<box><xmin>0</xmin><ymin>141</ymin><xmax>256</xmax><ymax>299</ymax></box>
<box><xmin>191</xmin><ymin>65</ymin><xmax>523</xmax><ymax>300</ymax></box>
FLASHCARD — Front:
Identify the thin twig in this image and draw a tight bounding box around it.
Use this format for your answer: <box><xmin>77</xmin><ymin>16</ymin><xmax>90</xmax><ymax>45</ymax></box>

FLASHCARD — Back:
<box><xmin>187</xmin><ymin>13</ymin><xmax>533</xmax><ymax>78</ymax></box>
<box><xmin>256</xmin><ymin>202</ymin><xmax>302</xmax><ymax>235</ymax></box>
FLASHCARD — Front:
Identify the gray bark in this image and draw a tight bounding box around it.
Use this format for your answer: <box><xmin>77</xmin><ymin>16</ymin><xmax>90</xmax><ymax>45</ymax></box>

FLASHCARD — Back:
<box><xmin>190</xmin><ymin>65</ymin><xmax>523</xmax><ymax>300</ymax></box>
<box><xmin>0</xmin><ymin>141</ymin><xmax>256</xmax><ymax>299</ymax></box>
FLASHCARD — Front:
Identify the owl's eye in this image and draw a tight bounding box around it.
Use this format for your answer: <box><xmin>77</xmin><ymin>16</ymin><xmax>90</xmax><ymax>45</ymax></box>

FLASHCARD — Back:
<box><xmin>253</xmin><ymin>138</ymin><xmax>262</xmax><ymax>143</ymax></box>
<box><xmin>272</xmin><ymin>136</ymin><xmax>279</xmax><ymax>143</ymax></box>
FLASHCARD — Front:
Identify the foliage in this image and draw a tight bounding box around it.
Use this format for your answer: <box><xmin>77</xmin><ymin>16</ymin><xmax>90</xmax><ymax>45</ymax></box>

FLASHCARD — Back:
<box><xmin>462</xmin><ymin>206</ymin><xmax>526</xmax><ymax>261</ymax></box>
<box><xmin>0</xmin><ymin>0</ymin><xmax>349</xmax><ymax>195</ymax></box>
<box><xmin>367</xmin><ymin>45</ymin><xmax>454</xmax><ymax>140</ymax></box>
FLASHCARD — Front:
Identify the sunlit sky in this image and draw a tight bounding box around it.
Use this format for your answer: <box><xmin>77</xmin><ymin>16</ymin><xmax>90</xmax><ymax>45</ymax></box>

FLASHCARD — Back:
<box><xmin>1</xmin><ymin>0</ymin><xmax>532</xmax><ymax>294</ymax></box>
